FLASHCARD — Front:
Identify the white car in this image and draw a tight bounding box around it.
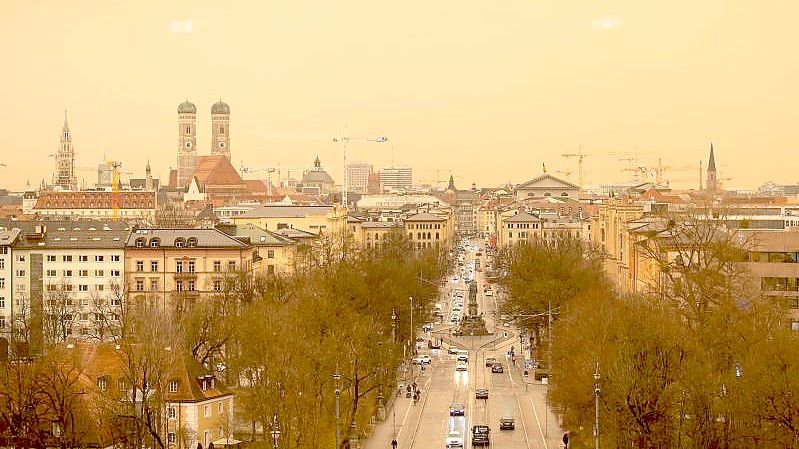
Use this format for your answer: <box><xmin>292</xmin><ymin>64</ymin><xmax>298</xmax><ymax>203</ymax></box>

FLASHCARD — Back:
<box><xmin>413</xmin><ymin>355</ymin><xmax>432</xmax><ymax>365</ymax></box>
<box><xmin>445</xmin><ymin>430</ymin><xmax>464</xmax><ymax>448</ymax></box>
<box><xmin>456</xmin><ymin>361</ymin><xmax>468</xmax><ymax>371</ymax></box>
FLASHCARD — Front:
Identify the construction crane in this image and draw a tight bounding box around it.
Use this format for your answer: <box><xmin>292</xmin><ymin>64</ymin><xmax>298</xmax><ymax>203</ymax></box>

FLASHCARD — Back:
<box><xmin>106</xmin><ymin>161</ymin><xmax>132</xmax><ymax>221</ymax></box>
<box><xmin>553</xmin><ymin>170</ymin><xmax>572</xmax><ymax>179</ymax></box>
<box><xmin>561</xmin><ymin>147</ymin><xmax>645</xmax><ymax>189</ymax></box>
<box><xmin>241</xmin><ymin>166</ymin><xmax>277</xmax><ymax>199</ymax></box>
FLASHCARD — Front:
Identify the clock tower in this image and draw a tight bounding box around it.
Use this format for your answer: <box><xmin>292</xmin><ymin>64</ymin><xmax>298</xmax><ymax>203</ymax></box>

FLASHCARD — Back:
<box><xmin>211</xmin><ymin>99</ymin><xmax>231</xmax><ymax>161</ymax></box>
<box><xmin>176</xmin><ymin>100</ymin><xmax>198</xmax><ymax>189</ymax></box>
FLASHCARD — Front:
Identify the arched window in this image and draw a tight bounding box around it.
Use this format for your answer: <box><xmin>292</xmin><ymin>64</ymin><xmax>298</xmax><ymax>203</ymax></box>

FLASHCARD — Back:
<box><xmin>149</xmin><ymin>238</ymin><xmax>160</xmax><ymax>248</ymax></box>
<box><xmin>187</xmin><ymin>237</ymin><xmax>198</xmax><ymax>248</ymax></box>
<box><xmin>174</xmin><ymin>238</ymin><xmax>186</xmax><ymax>248</ymax></box>
<box><xmin>135</xmin><ymin>238</ymin><xmax>145</xmax><ymax>248</ymax></box>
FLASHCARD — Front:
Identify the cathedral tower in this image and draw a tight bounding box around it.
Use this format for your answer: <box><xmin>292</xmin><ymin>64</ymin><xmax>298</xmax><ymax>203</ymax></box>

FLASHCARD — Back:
<box><xmin>706</xmin><ymin>143</ymin><xmax>717</xmax><ymax>193</ymax></box>
<box><xmin>176</xmin><ymin>100</ymin><xmax>198</xmax><ymax>189</ymax></box>
<box><xmin>211</xmin><ymin>100</ymin><xmax>230</xmax><ymax>161</ymax></box>
<box><xmin>55</xmin><ymin>111</ymin><xmax>77</xmax><ymax>191</ymax></box>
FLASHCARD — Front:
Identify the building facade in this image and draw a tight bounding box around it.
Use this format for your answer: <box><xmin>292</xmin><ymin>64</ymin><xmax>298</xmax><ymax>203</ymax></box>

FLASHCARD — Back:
<box><xmin>404</xmin><ymin>212</ymin><xmax>450</xmax><ymax>250</ymax></box>
<box><xmin>32</xmin><ymin>190</ymin><xmax>157</xmax><ymax>220</ymax></box>
<box><xmin>177</xmin><ymin>100</ymin><xmax>198</xmax><ymax>190</ymax></box>
<box><xmin>346</xmin><ymin>162</ymin><xmax>373</xmax><ymax>194</ymax></box>
<box><xmin>515</xmin><ymin>174</ymin><xmax>580</xmax><ymax>201</ymax></box>
<box><xmin>379</xmin><ymin>167</ymin><xmax>413</xmax><ymax>192</ymax></box>
<box><xmin>233</xmin><ymin>205</ymin><xmax>347</xmax><ymax>236</ymax></box>
<box><xmin>125</xmin><ymin>228</ymin><xmax>253</xmax><ymax>308</ymax></box>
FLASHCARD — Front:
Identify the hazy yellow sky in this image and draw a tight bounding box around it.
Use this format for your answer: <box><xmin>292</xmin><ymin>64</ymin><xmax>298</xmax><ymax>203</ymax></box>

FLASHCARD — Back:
<box><xmin>1</xmin><ymin>1</ymin><xmax>797</xmax><ymax>191</ymax></box>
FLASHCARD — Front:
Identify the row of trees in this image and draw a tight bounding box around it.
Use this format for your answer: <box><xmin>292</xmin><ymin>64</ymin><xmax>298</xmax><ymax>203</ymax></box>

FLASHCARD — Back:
<box><xmin>1</xmin><ymin>230</ymin><xmax>445</xmax><ymax>449</ymax></box>
<box><xmin>499</xmin><ymin>220</ymin><xmax>799</xmax><ymax>449</ymax></box>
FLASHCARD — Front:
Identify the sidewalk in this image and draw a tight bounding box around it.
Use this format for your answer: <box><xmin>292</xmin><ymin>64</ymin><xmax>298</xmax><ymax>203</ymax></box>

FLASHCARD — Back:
<box><xmin>363</xmin><ymin>367</ymin><xmax>430</xmax><ymax>449</ymax></box>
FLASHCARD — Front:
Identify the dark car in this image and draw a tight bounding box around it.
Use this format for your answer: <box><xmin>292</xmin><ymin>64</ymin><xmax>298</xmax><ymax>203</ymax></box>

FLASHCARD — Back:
<box><xmin>485</xmin><ymin>357</ymin><xmax>496</xmax><ymax>367</ymax></box>
<box><xmin>491</xmin><ymin>363</ymin><xmax>504</xmax><ymax>373</ymax></box>
<box><xmin>475</xmin><ymin>388</ymin><xmax>489</xmax><ymax>399</ymax></box>
<box><xmin>499</xmin><ymin>417</ymin><xmax>515</xmax><ymax>430</ymax></box>
<box><xmin>471</xmin><ymin>425</ymin><xmax>490</xmax><ymax>446</ymax></box>
<box><xmin>449</xmin><ymin>403</ymin><xmax>465</xmax><ymax>416</ymax></box>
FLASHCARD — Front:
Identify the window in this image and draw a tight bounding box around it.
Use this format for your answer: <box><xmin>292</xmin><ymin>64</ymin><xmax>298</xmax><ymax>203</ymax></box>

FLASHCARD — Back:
<box><xmin>46</xmin><ymin>269</ymin><xmax>56</xmax><ymax>277</ymax></box>
<box><xmin>228</xmin><ymin>261</ymin><xmax>236</xmax><ymax>272</ymax></box>
<box><xmin>95</xmin><ymin>284</ymin><xmax>104</xmax><ymax>291</ymax></box>
<box><xmin>97</xmin><ymin>378</ymin><xmax>107</xmax><ymax>391</ymax></box>
<box><xmin>0</xmin><ymin>316</ymin><xmax>5</xmax><ymax>330</ymax></box>
<box><xmin>64</xmin><ymin>284</ymin><xmax>73</xmax><ymax>292</ymax></box>
<box><xmin>150</xmin><ymin>261</ymin><xmax>158</xmax><ymax>272</ymax></box>
<box><xmin>175</xmin><ymin>281</ymin><xmax>183</xmax><ymax>292</ymax></box>
<box><xmin>79</xmin><ymin>285</ymin><xmax>88</xmax><ymax>292</ymax></box>
<box><xmin>62</xmin><ymin>255</ymin><xmax>72</xmax><ymax>262</ymax></box>
<box><xmin>111</xmin><ymin>270</ymin><xmax>120</xmax><ymax>277</ymax></box>
<box><xmin>136</xmin><ymin>279</ymin><xmax>144</xmax><ymax>291</ymax></box>
<box><xmin>94</xmin><ymin>269</ymin><xmax>104</xmax><ymax>277</ymax></box>
<box><xmin>267</xmin><ymin>249</ymin><xmax>275</xmax><ymax>259</ymax></box>
<box><xmin>218</xmin><ymin>402</ymin><xmax>224</xmax><ymax>413</ymax></box>
<box><xmin>204</xmin><ymin>405</ymin><xmax>211</xmax><ymax>418</ymax></box>
<box><xmin>188</xmin><ymin>261</ymin><xmax>195</xmax><ymax>273</ymax></box>
<box><xmin>47</xmin><ymin>284</ymin><xmax>57</xmax><ymax>292</ymax></box>
<box><xmin>176</xmin><ymin>261</ymin><xmax>183</xmax><ymax>273</ymax></box>
<box><xmin>47</xmin><ymin>255</ymin><xmax>57</xmax><ymax>262</ymax></box>
<box><xmin>111</xmin><ymin>297</ymin><xmax>121</xmax><ymax>306</ymax></box>
<box><xmin>17</xmin><ymin>254</ymin><xmax>25</xmax><ymax>262</ymax></box>
<box><xmin>213</xmin><ymin>280</ymin><xmax>222</xmax><ymax>292</ymax></box>
<box><xmin>150</xmin><ymin>238</ymin><xmax>160</xmax><ymax>248</ymax></box>
<box><xmin>150</xmin><ymin>279</ymin><xmax>158</xmax><ymax>291</ymax></box>
<box><xmin>17</xmin><ymin>284</ymin><xmax>25</xmax><ymax>293</ymax></box>
<box><xmin>63</xmin><ymin>270</ymin><xmax>72</xmax><ymax>277</ymax></box>
<box><xmin>0</xmin><ymin>297</ymin><xmax>4</xmax><ymax>308</ymax></box>
<box><xmin>175</xmin><ymin>238</ymin><xmax>185</xmax><ymax>248</ymax></box>
<box><xmin>188</xmin><ymin>280</ymin><xmax>195</xmax><ymax>291</ymax></box>
<box><xmin>0</xmin><ymin>260</ymin><xmax>3</xmax><ymax>270</ymax></box>
<box><xmin>15</xmin><ymin>270</ymin><xmax>25</xmax><ymax>277</ymax></box>
<box><xmin>187</xmin><ymin>237</ymin><xmax>197</xmax><ymax>248</ymax></box>
<box><xmin>0</xmin><ymin>279</ymin><xmax>4</xmax><ymax>289</ymax></box>
<box><xmin>267</xmin><ymin>265</ymin><xmax>275</xmax><ymax>275</ymax></box>
<box><xmin>111</xmin><ymin>255</ymin><xmax>121</xmax><ymax>262</ymax></box>
<box><xmin>95</xmin><ymin>255</ymin><xmax>104</xmax><ymax>262</ymax></box>
<box><xmin>135</xmin><ymin>238</ymin><xmax>145</xmax><ymax>248</ymax></box>
<box><xmin>79</xmin><ymin>255</ymin><xmax>89</xmax><ymax>262</ymax></box>
<box><xmin>169</xmin><ymin>380</ymin><xmax>178</xmax><ymax>393</ymax></box>
<box><xmin>79</xmin><ymin>270</ymin><xmax>88</xmax><ymax>277</ymax></box>
<box><xmin>213</xmin><ymin>261</ymin><xmax>221</xmax><ymax>272</ymax></box>
<box><xmin>136</xmin><ymin>261</ymin><xmax>144</xmax><ymax>272</ymax></box>
<box><xmin>168</xmin><ymin>432</ymin><xmax>176</xmax><ymax>444</ymax></box>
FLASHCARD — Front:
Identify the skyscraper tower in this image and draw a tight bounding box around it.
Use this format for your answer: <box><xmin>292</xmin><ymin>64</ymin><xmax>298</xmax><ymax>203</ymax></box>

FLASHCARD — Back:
<box><xmin>176</xmin><ymin>100</ymin><xmax>198</xmax><ymax>189</ymax></box>
<box><xmin>706</xmin><ymin>143</ymin><xmax>717</xmax><ymax>193</ymax></box>
<box><xmin>211</xmin><ymin>99</ymin><xmax>231</xmax><ymax>161</ymax></box>
<box><xmin>55</xmin><ymin>111</ymin><xmax>78</xmax><ymax>191</ymax></box>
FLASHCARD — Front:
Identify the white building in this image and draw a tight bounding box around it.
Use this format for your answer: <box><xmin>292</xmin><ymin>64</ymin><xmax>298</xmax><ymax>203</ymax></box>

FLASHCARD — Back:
<box><xmin>0</xmin><ymin>229</ymin><xmax>22</xmax><ymax>348</ymax></box>
<box><xmin>6</xmin><ymin>221</ymin><xmax>129</xmax><ymax>347</ymax></box>
<box><xmin>346</xmin><ymin>161</ymin><xmax>373</xmax><ymax>194</ymax></box>
<box><xmin>379</xmin><ymin>167</ymin><xmax>413</xmax><ymax>192</ymax></box>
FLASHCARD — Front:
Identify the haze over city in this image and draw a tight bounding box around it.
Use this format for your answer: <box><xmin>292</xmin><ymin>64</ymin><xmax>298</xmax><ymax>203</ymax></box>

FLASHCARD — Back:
<box><xmin>2</xmin><ymin>1</ymin><xmax>798</xmax><ymax>190</ymax></box>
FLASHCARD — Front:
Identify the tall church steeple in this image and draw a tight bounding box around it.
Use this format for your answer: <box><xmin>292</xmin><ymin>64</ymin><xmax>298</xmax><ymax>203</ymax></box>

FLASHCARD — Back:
<box><xmin>176</xmin><ymin>100</ymin><xmax>198</xmax><ymax>189</ymax></box>
<box><xmin>211</xmin><ymin>99</ymin><xmax>231</xmax><ymax>161</ymax></box>
<box><xmin>55</xmin><ymin>111</ymin><xmax>77</xmax><ymax>191</ymax></box>
<box><xmin>706</xmin><ymin>143</ymin><xmax>718</xmax><ymax>192</ymax></box>
<box><xmin>447</xmin><ymin>174</ymin><xmax>456</xmax><ymax>191</ymax></box>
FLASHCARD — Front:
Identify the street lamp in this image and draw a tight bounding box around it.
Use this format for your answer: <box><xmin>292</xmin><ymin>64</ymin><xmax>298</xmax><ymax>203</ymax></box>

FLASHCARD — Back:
<box><xmin>593</xmin><ymin>364</ymin><xmax>601</xmax><ymax>449</ymax></box>
<box><xmin>391</xmin><ymin>308</ymin><xmax>398</xmax><ymax>343</ymax></box>
<box><xmin>333</xmin><ymin>367</ymin><xmax>342</xmax><ymax>449</ymax></box>
<box><xmin>270</xmin><ymin>414</ymin><xmax>281</xmax><ymax>449</ymax></box>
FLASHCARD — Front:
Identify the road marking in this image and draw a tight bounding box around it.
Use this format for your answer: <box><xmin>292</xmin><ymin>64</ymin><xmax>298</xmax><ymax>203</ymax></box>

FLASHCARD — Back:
<box><xmin>529</xmin><ymin>396</ymin><xmax>549</xmax><ymax>449</ymax></box>
<box><xmin>513</xmin><ymin>389</ymin><xmax>532</xmax><ymax>449</ymax></box>
<box><xmin>407</xmin><ymin>370</ymin><xmax>433</xmax><ymax>449</ymax></box>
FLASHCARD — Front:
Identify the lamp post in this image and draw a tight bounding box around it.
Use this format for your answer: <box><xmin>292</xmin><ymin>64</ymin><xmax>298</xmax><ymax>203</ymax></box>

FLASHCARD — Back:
<box><xmin>593</xmin><ymin>364</ymin><xmax>601</xmax><ymax>449</ymax></box>
<box><xmin>270</xmin><ymin>414</ymin><xmax>281</xmax><ymax>449</ymax></box>
<box><xmin>333</xmin><ymin>366</ymin><xmax>342</xmax><ymax>449</ymax></box>
<box><xmin>391</xmin><ymin>308</ymin><xmax>398</xmax><ymax>343</ymax></box>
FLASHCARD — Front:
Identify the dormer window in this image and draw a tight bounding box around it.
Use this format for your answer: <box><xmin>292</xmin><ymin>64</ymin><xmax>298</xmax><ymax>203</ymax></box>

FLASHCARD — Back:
<box><xmin>187</xmin><ymin>237</ymin><xmax>198</xmax><ymax>248</ymax></box>
<box><xmin>149</xmin><ymin>238</ymin><xmax>160</xmax><ymax>248</ymax></box>
<box><xmin>135</xmin><ymin>238</ymin><xmax>145</xmax><ymax>248</ymax></box>
<box><xmin>97</xmin><ymin>376</ymin><xmax>108</xmax><ymax>391</ymax></box>
<box><xmin>169</xmin><ymin>380</ymin><xmax>179</xmax><ymax>393</ymax></box>
<box><xmin>199</xmin><ymin>375</ymin><xmax>215</xmax><ymax>391</ymax></box>
<box><xmin>174</xmin><ymin>238</ymin><xmax>185</xmax><ymax>248</ymax></box>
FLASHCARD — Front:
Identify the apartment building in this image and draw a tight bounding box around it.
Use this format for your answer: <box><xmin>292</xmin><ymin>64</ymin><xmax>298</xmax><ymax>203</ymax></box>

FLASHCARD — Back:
<box><xmin>125</xmin><ymin>228</ymin><xmax>253</xmax><ymax>307</ymax></box>
<box><xmin>404</xmin><ymin>212</ymin><xmax>451</xmax><ymax>250</ymax></box>
<box><xmin>2</xmin><ymin>221</ymin><xmax>129</xmax><ymax>351</ymax></box>
<box><xmin>31</xmin><ymin>190</ymin><xmax>157</xmax><ymax>220</ymax></box>
<box><xmin>233</xmin><ymin>205</ymin><xmax>347</xmax><ymax>236</ymax></box>
<box><xmin>227</xmin><ymin>223</ymin><xmax>297</xmax><ymax>276</ymax></box>
<box><xmin>0</xmin><ymin>229</ymin><xmax>21</xmax><ymax>347</ymax></box>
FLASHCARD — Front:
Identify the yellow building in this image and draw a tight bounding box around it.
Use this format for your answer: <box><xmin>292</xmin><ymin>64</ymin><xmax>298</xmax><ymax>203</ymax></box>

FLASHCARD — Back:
<box><xmin>359</xmin><ymin>221</ymin><xmax>404</xmax><ymax>250</ymax></box>
<box><xmin>590</xmin><ymin>200</ymin><xmax>646</xmax><ymax>291</ymax></box>
<box><xmin>404</xmin><ymin>212</ymin><xmax>451</xmax><ymax>250</ymax></box>
<box><xmin>229</xmin><ymin>223</ymin><xmax>297</xmax><ymax>276</ymax></box>
<box><xmin>124</xmin><ymin>228</ymin><xmax>254</xmax><ymax>307</ymax></box>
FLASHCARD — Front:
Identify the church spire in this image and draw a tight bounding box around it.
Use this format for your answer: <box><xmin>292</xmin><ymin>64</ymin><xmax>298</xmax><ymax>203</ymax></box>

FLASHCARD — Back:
<box><xmin>447</xmin><ymin>174</ymin><xmax>456</xmax><ymax>191</ymax></box>
<box><xmin>708</xmin><ymin>143</ymin><xmax>716</xmax><ymax>172</ymax></box>
<box><xmin>706</xmin><ymin>142</ymin><xmax>718</xmax><ymax>193</ymax></box>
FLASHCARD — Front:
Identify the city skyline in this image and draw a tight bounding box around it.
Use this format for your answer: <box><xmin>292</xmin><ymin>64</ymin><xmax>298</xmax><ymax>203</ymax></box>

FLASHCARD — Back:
<box><xmin>2</xmin><ymin>1</ymin><xmax>798</xmax><ymax>191</ymax></box>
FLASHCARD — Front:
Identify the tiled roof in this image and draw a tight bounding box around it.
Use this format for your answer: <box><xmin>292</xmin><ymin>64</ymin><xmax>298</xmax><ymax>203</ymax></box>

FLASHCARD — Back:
<box><xmin>404</xmin><ymin>212</ymin><xmax>446</xmax><ymax>222</ymax></box>
<box><xmin>273</xmin><ymin>227</ymin><xmax>317</xmax><ymax>239</ymax></box>
<box><xmin>0</xmin><ymin>229</ymin><xmax>21</xmax><ymax>245</ymax></box>
<box><xmin>1</xmin><ymin>220</ymin><xmax>131</xmax><ymax>249</ymax></box>
<box><xmin>238</xmin><ymin>205</ymin><xmax>334</xmax><ymax>219</ymax></box>
<box><xmin>33</xmin><ymin>190</ymin><xmax>157</xmax><ymax>210</ymax></box>
<box><xmin>233</xmin><ymin>223</ymin><xmax>296</xmax><ymax>246</ymax></box>
<box><xmin>193</xmin><ymin>156</ymin><xmax>243</xmax><ymax>186</ymax></box>
<box><xmin>362</xmin><ymin>221</ymin><xmax>403</xmax><ymax>229</ymax></box>
<box><xmin>125</xmin><ymin>228</ymin><xmax>249</xmax><ymax>248</ymax></box>
<box><xmin>517</xmin><ymin>174</ymin><xmax>580</xmax><ymax>190</ymax></box>
<box><xmin>505</xmin><ymin>212</ymin><xmax>541</xmax><ymax>223</ymax></box>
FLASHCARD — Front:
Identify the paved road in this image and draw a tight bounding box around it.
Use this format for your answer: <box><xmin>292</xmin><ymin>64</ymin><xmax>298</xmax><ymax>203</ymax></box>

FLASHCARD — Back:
<box><xmin>365</xmin><ymin>239</ymin><xmax>564</xmax><ymax>449</ymax></box>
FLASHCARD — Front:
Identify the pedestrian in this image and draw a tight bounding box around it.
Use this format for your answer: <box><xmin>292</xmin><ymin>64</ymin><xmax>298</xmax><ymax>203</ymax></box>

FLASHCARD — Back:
<box><xmin>391</xmin><ymin>439</ymin><xmax>398</xmax><ymax>449</ymax></box>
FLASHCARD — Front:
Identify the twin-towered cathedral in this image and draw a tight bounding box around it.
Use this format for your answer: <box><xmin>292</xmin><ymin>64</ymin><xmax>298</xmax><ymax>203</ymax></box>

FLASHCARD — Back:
<box><xmin>176</xmin><ymin>99</ymin><xmax>231</xmax><ymax>189</ymax></box>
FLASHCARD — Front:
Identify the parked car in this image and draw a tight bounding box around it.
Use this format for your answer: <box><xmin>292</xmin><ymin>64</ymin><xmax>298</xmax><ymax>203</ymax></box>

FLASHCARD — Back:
<box><xmin>499</xmin><ymin>417</ymin><xmax>515</xmax><ymax>430</ymax></box>
<box><xmin>412</xmin><ymin>355</ymin><xmax>432</xmax><ymax>365</ymax></box>
<box><xmin>491</xmin><ymin>363</ymin><xmax>504</xmax><ymax>373</ymax></box>
<box><xmin>448</xmin><ymin>347</ymin><xmax>460</xmax><ymax>354</ymax></box>
<box><xmin>485</xmin><ymin>357</ymin><xmax>497</xmax><ymax>367</ymax></box>
<box><xmin>449</xmin><ymin>403</ymin><xmax>465</xmax><ymax>416</ymax></box>
<box><xmin>475</xmin><ymin>388</ymin><xmax>489</xmax><ymax>399</ymax></box>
